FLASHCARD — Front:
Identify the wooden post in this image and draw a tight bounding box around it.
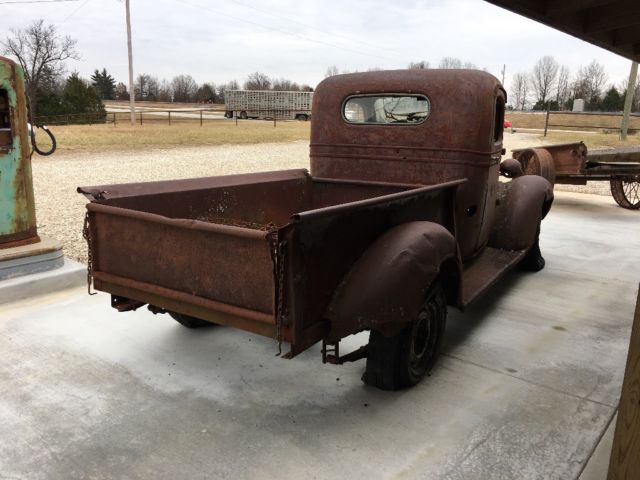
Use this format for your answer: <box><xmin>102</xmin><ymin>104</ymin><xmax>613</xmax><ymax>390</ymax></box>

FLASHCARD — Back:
<box><xmin>113</xmin><ymin>112</ymin><xmax>117</xmax><ymax>127</ymax></box>
<box><xmin>140</xmin><ymin>111</ymin><xmax>143</xmax><ymax>126</ymax></box>
<box><xmin>200</xmin><ymin>110</ymin><xmax>203</xmax><ymax>126</ymax></box>
<box><xmin>544</xmin><ymin>108</ymin><xmax>551</xmax><ymax>137</ymax></box>
<box><xmin>168</xmin><ymin>111</ymin><xmax>171</xmax><ymax>125</ymax></box>
<box><xmin>620</xmin><ymin>61</ymin><xmax>638</xmax><ymax>141</ymax></box>
<box><xmin>608</xmin><ymin>285</ymin><xmax>640</xmax><ymax>479</ymax></box>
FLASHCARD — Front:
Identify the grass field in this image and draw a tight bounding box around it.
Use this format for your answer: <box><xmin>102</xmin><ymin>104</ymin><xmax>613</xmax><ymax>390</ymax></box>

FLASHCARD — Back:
<box><xmin>540</xmin><ymin>131</ymin><xmax>640</xmax><ymax>149</ymax></box>
<box><xmin>506</xmin><ymin>111</ymin><xmax>640</xmax><ymax>133</ymax></box>
<box><xmin>42</xmin><ymin>121</ymin><xmax>311</xmax><ymax>155</ymax></box>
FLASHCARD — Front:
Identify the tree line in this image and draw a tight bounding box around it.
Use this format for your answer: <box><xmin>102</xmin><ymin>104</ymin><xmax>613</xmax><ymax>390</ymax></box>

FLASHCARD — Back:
<box><xmin>4</xmin><ymin>20</ymin><xmax>638</xmax><ymax>120</ymax></box>
<box><xmin>510</xmin><ymin>56</ymin><xmax>639</xmax><ymax>112</ymax></box>
<box><xmin>0</xmin><ymin>20</ymin><xmax>314</xmax><ymax>119</ymax></box>
<box><xmin>107</xmin><ymin>71</ymin><xmax>313</xmax><ymax>104</ymax></box>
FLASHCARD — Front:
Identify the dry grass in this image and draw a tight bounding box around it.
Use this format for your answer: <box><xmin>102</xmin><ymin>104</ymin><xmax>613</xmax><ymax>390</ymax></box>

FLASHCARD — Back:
<box><xmin>46</xmin><ymin>121</ymin><xmax>311</xmax><ymax>155</ymax></box>
<box><xmin>104</xmin><ymin>100</ymin><xmax>225</xmax><ymax>110</ymax></box>
<box><xmin>539</xmin><ymin>131</ymin><xmax>640</xmax><ymax>150</ymax></box>
<box><xmin>506</xmin><ymin>111</ymin><xmax>640</xmax><ymax>133</ymax></box>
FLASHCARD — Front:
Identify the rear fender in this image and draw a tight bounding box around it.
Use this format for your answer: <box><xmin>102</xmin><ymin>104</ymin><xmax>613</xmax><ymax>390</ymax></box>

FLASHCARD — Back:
<box><xmin>489</xmin><ymin>175</ymin><xmax>553</xmax><ymax>251</ymax></box>
<box><xmin>325</xmin><ymin>221</ymin><xmax>460</xmax><ymax>340</ymax></box>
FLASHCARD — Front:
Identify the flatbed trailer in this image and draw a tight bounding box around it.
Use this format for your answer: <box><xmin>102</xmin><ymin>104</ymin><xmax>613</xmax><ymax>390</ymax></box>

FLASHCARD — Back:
<box><xmin>512</xmin><ymin>143</ymin><xmax>640</xmax><ymax>209</ymax></box>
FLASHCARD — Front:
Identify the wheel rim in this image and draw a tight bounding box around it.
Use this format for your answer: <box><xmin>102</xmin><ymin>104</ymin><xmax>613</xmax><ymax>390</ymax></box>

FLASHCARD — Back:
<box><xmin>611</xmin><ymin>175</ymin><xmax>640</xmax><ymax>209</ymax></box>
<box><xmin>409</xmin><ymin>302</ymin><xmax>439</xmax><ymax>376</ymax></box>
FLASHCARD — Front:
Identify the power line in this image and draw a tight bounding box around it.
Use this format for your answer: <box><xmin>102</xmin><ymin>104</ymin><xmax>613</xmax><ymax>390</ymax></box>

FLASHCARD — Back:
<box><xmin>0</xmin><ymin>0</ymin><xmax>79</xmax><ymax>4</ymax></box>
<box><xmin>228</xmin><ymin>0</ymin><xmax>401</xmax><ymax>55</ymax></box>
<box><xmin>175</xmin><ymin>0</ymin><xmax>396</xmax><ymax>63</ymax></box>
<box><xmin>59</xmin><ymin>0</ymin><xmax>90</xmax><ymax>23</ymax></box>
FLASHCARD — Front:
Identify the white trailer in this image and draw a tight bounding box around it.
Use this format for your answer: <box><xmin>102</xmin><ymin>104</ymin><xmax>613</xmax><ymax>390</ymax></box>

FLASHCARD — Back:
<box><xmin>224</xmin><ymin>90</ymin><xmax>312</xmax><ymax>120</ymax></box>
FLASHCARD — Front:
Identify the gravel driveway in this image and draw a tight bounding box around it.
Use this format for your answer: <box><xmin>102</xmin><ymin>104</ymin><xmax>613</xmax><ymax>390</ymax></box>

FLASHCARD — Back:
<box><xmin>32</xmin><ymin>141</ymin><xmax>309</xmax><ymax>263</ymax></box>
<box><xmin>31</xmin><ymin>132</ymin><xmax>610</xmax><ymax>265</ymax></box>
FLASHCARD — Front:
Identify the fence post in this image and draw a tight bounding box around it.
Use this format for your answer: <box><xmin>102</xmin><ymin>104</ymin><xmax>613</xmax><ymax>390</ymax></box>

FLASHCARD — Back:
<box><xmin>168</xmin><ymin>111</ymin><xmax>171</xmax><ymax>125</ymax></box>
<box><xmin>140</xmin><ymin>112</ymin><xmax>143</xmax><ymax>126</ymax></box>
<box><xmin>200</xmin><ymin>110</ymin><xmax>203</xmax><ymax>126</ymax></box>
<box><xmin>544</xmin><ymin>108</ymin><xmax>550</xmax><ymax>137</ymax></box>
<box><xmin>113</xmin><ymin>112</ymin><xmax>117</xmax><ymax>127</ymax></box>
<box><xmin>235</xmin><ymin>114</ymin><xmax>238</xmax><ymax>127</ymax></box>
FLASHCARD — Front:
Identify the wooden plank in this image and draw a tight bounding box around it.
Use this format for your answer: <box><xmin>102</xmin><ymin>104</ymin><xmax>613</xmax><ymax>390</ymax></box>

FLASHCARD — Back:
<box><xmin>607</xmin><ymin>284</ymin><xmax>640</xmax><ymax>480</ymax></box>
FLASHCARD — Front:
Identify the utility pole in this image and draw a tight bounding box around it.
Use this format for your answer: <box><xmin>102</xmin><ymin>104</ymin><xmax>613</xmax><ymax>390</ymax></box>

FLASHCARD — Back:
<box><xmin>621</xmin><ymin>61</ymin><xmax>638</xmax><ymax>141</ymax></box>
<box><xmin>125</xmin><ymin>0</ymin><xmax>136</xmax><ymax>126</ymax></box>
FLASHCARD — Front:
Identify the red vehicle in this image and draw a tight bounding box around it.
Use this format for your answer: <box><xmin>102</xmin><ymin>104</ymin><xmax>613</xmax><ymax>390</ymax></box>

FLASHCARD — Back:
<box><xmin>79</xmin><ymin>70</ymin><xmax>552</xmax><ymax>390</ymax></box>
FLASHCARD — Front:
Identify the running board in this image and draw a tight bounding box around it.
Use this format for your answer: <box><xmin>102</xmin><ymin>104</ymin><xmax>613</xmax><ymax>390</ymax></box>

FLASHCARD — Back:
<box><xmin>461</xmin><ymin>247</ymin><xmax>526</xmax><ymax>307</ymax></box>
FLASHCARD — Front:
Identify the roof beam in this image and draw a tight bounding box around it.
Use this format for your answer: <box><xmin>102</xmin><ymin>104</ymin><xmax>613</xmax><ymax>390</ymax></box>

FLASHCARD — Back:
<box><xmin>583</xmin><ymin>2</ymin><xmax>640</xmax><ymax>34</ymax></box>
<box><xmin>544</xmin><ymin>0</ymin><xmax>615</xmax><ymax>17</ymax></box>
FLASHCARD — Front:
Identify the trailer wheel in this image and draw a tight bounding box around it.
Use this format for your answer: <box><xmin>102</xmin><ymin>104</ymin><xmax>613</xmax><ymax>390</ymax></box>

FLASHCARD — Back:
<box><xmin>296</xmin><ymin>114</ymin><xmax>309</xmax><ymax>121</ymax></box>
<box><xmin>239</xmin><ymin>111</ymin><xmax>248</xmax><ymax>120</ymax></box>
<box><xmin>518</xmin><ymin>223</ymin><xmax>545</xmax><ymax>272</ymax></box>
<box><xmin>610</xmin><ymin>176</ymin><xmax>640</xmax><ymax>209</ymax></box>
<box><xmin>169</xmin><ymin>312</ymin><xmax>215</xmax><ymax>329</ymax></box>
<box><xmin>362</xmin><ymin>283</ymin><xmax>447</xmax><ymax>390</ymax></box>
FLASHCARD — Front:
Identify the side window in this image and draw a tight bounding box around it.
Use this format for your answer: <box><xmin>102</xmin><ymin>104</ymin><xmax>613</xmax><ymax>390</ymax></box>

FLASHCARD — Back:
<box><xmin>494</xmin><ymin>96</ymin><xmax>505</xmax><ymax>142</ymax></box>
<box><xmin>0</xmin><ymin>90</ymin><xmax>11</xmax><ymax>151</ymax></box>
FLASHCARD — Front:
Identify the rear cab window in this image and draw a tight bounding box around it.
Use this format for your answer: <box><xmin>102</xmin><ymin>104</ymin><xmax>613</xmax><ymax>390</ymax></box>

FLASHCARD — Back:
<box><xmin>343</xmin><ymin>94</ymin><xmax>430</xmax><ymax>125</ymax></box>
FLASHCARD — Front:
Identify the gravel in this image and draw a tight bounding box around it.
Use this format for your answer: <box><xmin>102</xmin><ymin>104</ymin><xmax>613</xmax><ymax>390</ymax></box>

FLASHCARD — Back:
<box><xmin>32</xmin><ymin>141</ymin><xmax>309</xmax><ymax>264</ymax></box>
<box><xmin>31</xmin><ymin>133</ymin><xmax>613</xmax><ymax>265</ymax></box>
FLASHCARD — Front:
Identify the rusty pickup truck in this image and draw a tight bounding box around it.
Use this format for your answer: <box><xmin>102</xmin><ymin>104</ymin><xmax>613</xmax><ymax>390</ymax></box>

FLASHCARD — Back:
<box><xmin>79</xmin><ymin>70</ymin><xmax>553</xmax><ymax>390</ymax></box>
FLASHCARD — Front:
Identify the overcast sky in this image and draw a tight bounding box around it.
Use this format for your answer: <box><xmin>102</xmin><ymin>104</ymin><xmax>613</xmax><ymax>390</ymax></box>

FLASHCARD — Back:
<box><xmin>0</xmin><ymin>0</ymin><xmax>635</xmax><ymax>95</ymax></box>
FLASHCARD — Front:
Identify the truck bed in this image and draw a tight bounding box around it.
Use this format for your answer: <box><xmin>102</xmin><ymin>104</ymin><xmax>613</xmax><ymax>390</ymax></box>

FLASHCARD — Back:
<box><xmin>79</xmin><ymin>169</ymin><xmax>462</xmax><ymax>353</ymax></box>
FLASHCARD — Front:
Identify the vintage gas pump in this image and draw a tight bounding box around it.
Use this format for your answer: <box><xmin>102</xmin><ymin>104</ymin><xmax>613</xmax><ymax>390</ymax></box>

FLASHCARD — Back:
<box><xmin>0</xmin><ymin>56</ymin><xmax>39</xmax><ymax>247</ymax></box>
<box><xmin>0</xmin><ymin>55</ymin><xmax>63</xmax><ymax>283</ymax></box>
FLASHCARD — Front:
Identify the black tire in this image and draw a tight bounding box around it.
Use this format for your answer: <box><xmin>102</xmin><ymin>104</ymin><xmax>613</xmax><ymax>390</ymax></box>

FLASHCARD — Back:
<box><xmin>169</xmin><ymin>312</ymin><xmax>215</xmax><ymax>329</ymax></box>
<box><xmin>239</xmin><ymin>111</ymin><xmax>248</xmax><ymax>120</ymax></box>
<box><xmin>610</xmin><ymin>176</ymin><xmax>640</xmax><ymax>209</ymax></box>
<box><xmin>362</xmin><ymin>283</ymin><xmax>447</xmax><ymax>390</ymax></box>
<box><xmin>519</xmin><ymin>223</ymin><xmax>545</xmax><ymax>272</ymax></box>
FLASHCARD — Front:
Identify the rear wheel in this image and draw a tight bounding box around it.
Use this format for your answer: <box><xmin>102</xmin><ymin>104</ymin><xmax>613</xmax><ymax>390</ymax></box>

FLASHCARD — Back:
<box><xmin>610</xmin><ymin>176</ymin><xmax>640</xmax><ymax>209</ymax></box>
<box><xmin>239</xmin><ymin>111</ymin><xmax>248</xmax><ymax>120</ymax></box>
<box><xmin>169</xmin><ymin>312</ymin><xmax>215</xmax><ymax>329</ymax></box>
<box><xmin>362</xmin><ymin>283</ymin><xmax>447</xmax><ymax>390</ymax></box>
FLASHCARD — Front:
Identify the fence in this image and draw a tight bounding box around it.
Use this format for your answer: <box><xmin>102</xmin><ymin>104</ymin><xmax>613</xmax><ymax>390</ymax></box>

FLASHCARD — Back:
<box><xmin>542</xmin><ymin>110</ymin><xmax>640</xmax><ymax>136</ymax></box>
<box><xmin>34</xmin><ymin>108</ymin><xmax>310</xmax><ymax>127</ymax></box>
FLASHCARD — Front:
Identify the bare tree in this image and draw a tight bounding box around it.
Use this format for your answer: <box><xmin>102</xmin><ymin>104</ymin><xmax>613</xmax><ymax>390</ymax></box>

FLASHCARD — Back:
<box><xmin>511</xmin><ymin>72</ymin><xmax>530</xmax><ymax>110</ymax></box>
<box><xmin>555</xmin><ymin>65</ymin><xmax>570</xmax><ymax>109</ymax></box>
<box><xmin>218</xmin><ymin>80</ymin><xmax>239</xmax><ymax>101</ymax></box>
<box><xmin>272</xmin><ymin>78</ymin><xmax>299</xmax><ymax>91</ymax></box>
<box><xmin>439</xmin><ymin>57</ymin><xmax>463</xmax><ymax>69</ymax></box>
<box><xmin>171</xmin><ymin>74</ymin><xmax>198</xmax><ymax>103</ymax></box>
<box><xmin>573</xmin><ymin>60</ymin><xmax>608</xmax><ymax>107</ymax></box>
<box><xmin>244</xmin><ymin>72</ymin><xmax>271</xmax><ymax>90</ymax></box>
<box><xmin>157</xmin><ymin>79</ymin><xmax>172</xmax><ymax>102</ymax></box>
<box><xmin>1</xmin><ymin>19</ymin><xmax>79</xmax><ymax>112</ymax></box>
<box><xmin>408</xmin><ymin>61</ymin><xmax>430</xmax><ymax>70</ymax></box>
<box><xmin>531</xmin><ymin>56</ymin><xmax>559</xmax><ymax>105</ymax></box>
<box><xmin>325</xmin><ymin>65</ymin><xmax>339</xmax><ymax>78</ymax></box>
<box><xmin>439</xmin><ymin>57</ymin><xmax>476</xmax><ymax>69</ymax></box>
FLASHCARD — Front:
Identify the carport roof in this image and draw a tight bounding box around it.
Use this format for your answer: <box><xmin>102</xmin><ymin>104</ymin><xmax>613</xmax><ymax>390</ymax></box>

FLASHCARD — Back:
<box><xmin>485</xmin><ymin>0</ymin><xmax>640</xmax><ymax>62</ymax></box>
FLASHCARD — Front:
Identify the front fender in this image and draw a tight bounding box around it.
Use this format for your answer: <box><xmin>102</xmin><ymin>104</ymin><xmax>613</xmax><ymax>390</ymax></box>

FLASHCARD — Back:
<box><xmin>489</xmin><ymin>175</ymin><xmax>553</xmax><ymax>251</ymax></box>
<box><xmin>325</xmin><ymin>221</ymin><xmax>459</xmax><ymax>340</ymax></box>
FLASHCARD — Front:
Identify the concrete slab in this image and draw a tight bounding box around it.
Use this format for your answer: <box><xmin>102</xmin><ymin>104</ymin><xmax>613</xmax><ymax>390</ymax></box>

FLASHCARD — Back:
<box><xmin>0</xmin><ymin>190</ymin><xmax>637</xmax><ymax>479</ymax></box>
<box><xmin>0</xmin><ymin>256</ymin><xmax>86</xmax><ymax>304</ymax></box>
<box><xmin>579</xmin><ymin>413</ymin><xmax>616</xmax><ymax>480</ymax></box>
<box><xmin>0</xmin><ymin>236</ymin><xmax>63</xmax><ymax>280</ymax></box>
